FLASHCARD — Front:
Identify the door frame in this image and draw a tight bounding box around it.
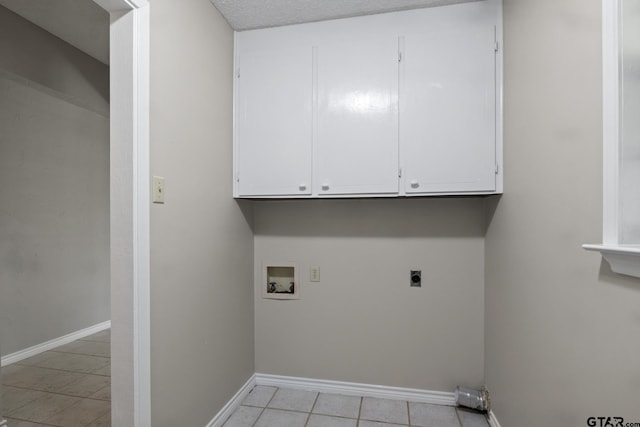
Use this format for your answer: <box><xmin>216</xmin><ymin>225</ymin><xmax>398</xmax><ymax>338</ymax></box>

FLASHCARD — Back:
<box><xmin>92</xmin><ymin>0</ymin><xmax>151</xmax><ymax>425</ymax></box>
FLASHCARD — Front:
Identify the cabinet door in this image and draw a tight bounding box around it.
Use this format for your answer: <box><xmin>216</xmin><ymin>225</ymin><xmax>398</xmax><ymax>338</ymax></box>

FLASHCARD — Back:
<box><xmin>236</xmin><ymin>47</ymin><xmax>312</xmax><ymax>197</ymax></box>
<box><xmin>316</xmin><ymin>38</ymin><xmax>399</xmax><ymax>196</ymax></box>
<box><xmin>401</xmin><ymin>26</ymin><xmax>496</xmax><ymax>194</ymax></box>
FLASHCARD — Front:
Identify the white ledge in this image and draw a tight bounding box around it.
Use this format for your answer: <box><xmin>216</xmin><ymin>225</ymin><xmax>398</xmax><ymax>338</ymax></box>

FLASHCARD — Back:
<box><xmin>583</xmin><ymin>244</ymin><xmax>640</xmax><ymax>279</ymax></box>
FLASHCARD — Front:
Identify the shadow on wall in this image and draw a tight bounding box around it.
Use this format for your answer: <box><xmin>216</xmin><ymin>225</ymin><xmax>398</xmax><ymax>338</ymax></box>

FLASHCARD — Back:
<box><xmin>235</xmin><ymin>199</ymin><xmax>255</xmax><ymax>234</ymax></box>
<box><xmin>0</xmin><ymin>5</ymin><xmax>109</xmax><ymax>115</ymax></box>
<box><xmin>252</xmin><ymin>197</ymin><xmax>486</xmax><ymax>238</ymax></box>
<box><xmin>598</xmin><ymin>259</ymin><xmax>640</xmax><ymax>293</ymax></box>
<box><xmin>483</xmin><ymin>194</ymin><xmax>501</xmax><ymax>234</ymax></box>
<box><xmin>57</xmin><ymin>44</ymin><xmax>109</xmax><ymax>104</ymax></box>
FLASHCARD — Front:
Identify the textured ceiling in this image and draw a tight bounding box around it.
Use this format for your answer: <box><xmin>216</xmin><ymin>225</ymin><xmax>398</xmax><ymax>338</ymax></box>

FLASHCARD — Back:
<box><xmin>0</xmin><ymin>0</ymin><xmax>109</xmax><ymax>64</ymax></box>
<box><xmin>210</xmin><ymin>0</ymin><xmax>480</xmax><ymax>31</ymax></box>
<box><xmin>0</xmin><ymin>0</ymin><xmax>481</xmax><ymax>64</ymax></box>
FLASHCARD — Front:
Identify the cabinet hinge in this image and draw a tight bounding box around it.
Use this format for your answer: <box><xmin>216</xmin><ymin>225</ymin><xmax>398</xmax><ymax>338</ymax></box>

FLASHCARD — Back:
<box><xmin>398</xmin><ymin>51</ymin><xmax>402</xmax><ymax>63</ymax></box>
<box><xmin>236</xmin><ymin>68</ymin><xmax>240</xmax><ymax>78</ymax></box>
<box><xmin>495</xmin><ymin>164</ymin><xmax>499</xmax><ymax>174</ymax></box>
<box><xmin>398</xmin><ymin>168</ymin><xmax>402</xmax><ymax>178</ymax></box>
<box><xmin>494</xmin><ymin>41</ymin><xmax>499</xmax><ymax>52</ymax></box>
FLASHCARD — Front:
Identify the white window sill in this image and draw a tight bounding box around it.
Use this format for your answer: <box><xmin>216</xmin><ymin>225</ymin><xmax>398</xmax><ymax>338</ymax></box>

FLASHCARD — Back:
<box><xmin>583</xmin><ymin>244</ymin><xmax>640</xmax><ymax>278</ymax></box>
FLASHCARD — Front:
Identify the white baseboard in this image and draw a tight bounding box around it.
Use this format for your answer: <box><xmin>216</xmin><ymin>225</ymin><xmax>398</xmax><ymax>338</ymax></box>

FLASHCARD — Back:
<box><xmin>254</xmin><ymin>373</ymin><xmax>457</xmax><ymax>406</ymax></box>
<box><xmin>1</xmin><ymin>320</ymin><xmax>111</xmax><ymax>367</ymax></box>
<box><xmin>0</xmin><ymin>418</ymin><xmax>7</xmax><ymax>426</ymax></box>
<box><xmin>205</xmin><ymin>374</ymin><xmax>256</xmax><ymax>427</ymax></box>
<box><xmin>488</xmin><ymin>410</ymin><xmax>502</xmax><ymax>427</ymax></box>
<box><xmin>205</xmin><ymin>373</ymin><xmax>470</xmax><ymax>427</ymax></box>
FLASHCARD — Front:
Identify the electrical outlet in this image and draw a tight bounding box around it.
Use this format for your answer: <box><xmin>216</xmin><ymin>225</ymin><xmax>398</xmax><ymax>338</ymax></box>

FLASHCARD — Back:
<box><xmin>310</xmin><ymin>266</ymin><xmax>320</xmax><ymax>282</ymax></box>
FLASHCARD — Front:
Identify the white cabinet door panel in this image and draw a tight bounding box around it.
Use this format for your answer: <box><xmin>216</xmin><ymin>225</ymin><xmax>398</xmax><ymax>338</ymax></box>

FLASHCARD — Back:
<box><xmin>317</xmin><ymin>38</ymin><xmax>399</xmax><ymax>196</ymax></box>
<box><xmin>401</xmin><ymin>27</ymin><xmax>496</xmax><ymax>194</ymax></box>
<box><xmin>236</xmin><ymin>47</ymin><xmax>312</xmax><ymax>196</ymax></box>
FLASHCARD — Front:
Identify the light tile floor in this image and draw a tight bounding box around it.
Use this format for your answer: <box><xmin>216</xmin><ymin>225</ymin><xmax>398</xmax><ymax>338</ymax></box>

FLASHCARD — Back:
<box><xmin>223</xmin><ymin>386</ymin><xmax>489</xmax><ymax>427</ymax></box>
<box><xmin>1</xmin><ymin>329</ymin><xmax>111</xmax><ymax>427</ymax></box>
<box><xmin>3</xmin><ymin>333</ymin><xmax>487</xmax><ymax>427</ymax></box>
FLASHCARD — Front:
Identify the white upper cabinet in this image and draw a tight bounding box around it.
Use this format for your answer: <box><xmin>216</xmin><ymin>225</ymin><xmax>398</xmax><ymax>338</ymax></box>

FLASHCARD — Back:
<box><xmin>317</xmin><ymin>37</ymin><xmax>399</xmax><ymax>196</ymax></box>
<box><xmin>233</xmin><ymin>0</ymin><xmax>502</xmax><ymax>198</ymax></box>
<box><xmin>400</xmin><ymin>26</ymin><xmax>497</xmax><ymax>194</ymax></box>
<box><xmin>235</xmin><ymin>47</ymin><xmax>313</xmax><ymax>196</ymax></box>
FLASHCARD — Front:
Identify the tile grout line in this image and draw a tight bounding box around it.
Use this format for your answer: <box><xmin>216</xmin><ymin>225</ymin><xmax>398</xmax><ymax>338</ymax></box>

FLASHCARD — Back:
<box><xmin>4</xmin><ymin>416</ymin><xmax>59</xmax><ymax>427</ymax></box>
<box><xmin>455</xmin><ymin>407</ymin><xmax>464</xmax><ymax>427</ymax></box>
<box><xmin>245</xmin><ymin>406</ymin><xmax>315</xmax><ymax>416</ymax></box>
<box><xmin>40</xmin><ymin>396</ymin><xmax>110</xmax><ymax>427</ymax></box>
<box><xmin>303</xmin><ymin>391</ymin><xmax>320</xmax><ymax>427</ymax></box>
<box><xmin>79</xmin><ymin>404</ymin><xmax>111</xmax><ymax>427</ymax></box>
<box><xmin>2</xmin><ymin>363</ymin><xmax>111</xmax><ymax>424</ymax></box>
<box><xmin>4</xmin><ymin>389</ymin><xmax>111</xmax><ymax>419</ymax></box>
<box><xmin>229</xmin><ymin>388</ymin><xmax>487</xmax><ymax>427</ymax></box>
<box><xmin>9</xmin><ymin>363</ymin><xmax>111</xmax><ymax>377</ymax></box>
<box><xmin>250</xmin><ymin>385</ymin><xmax>278</xmax><ymax>427</ymax></box>
<box><xmin>6</xmin><ymin>394</ymin><xmax>81</xmax><ymax>426</ymax></box>
<box><xmin>49</xmin><ymin>350</ymin><xmax>110</xmax><ymax>357</ymax></box>
<box><xmin>18</xmin><ymin>353</ymin><xmax>111</xmax><ymax>362</ymax></box>
<box><xmin>243</xmin><ymin>400</ymin><xmax>361</xmax><ymax>420</ymax></box>
<box><xmin>3</xmin><ymin>392</ymin><xmax>109</xmax><ymax>420</ymax></box>
<box><xmin>18</xmin><ymin>348</ymin><xmax>110</xmax><ymax>357</ymax></box>
<box><xmin>2</xmin><ymin>333</ymin><xmax>111</xmax><ymax>427</ymax></box>
<box><xmin>2</xmin><ymin>383</ymin><xmax>111</xmax><ymax>401</ymax></box>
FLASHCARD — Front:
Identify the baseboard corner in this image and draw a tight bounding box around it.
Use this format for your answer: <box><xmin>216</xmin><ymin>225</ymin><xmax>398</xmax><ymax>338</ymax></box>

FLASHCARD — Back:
<box><xmin>205</xmin><ymin>374</ymin><xmax>257</xmax><ymax>427</ymax></box>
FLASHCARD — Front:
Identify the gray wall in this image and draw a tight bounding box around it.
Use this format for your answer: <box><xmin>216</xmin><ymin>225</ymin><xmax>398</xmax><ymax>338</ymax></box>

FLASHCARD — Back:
<box><xmin>149</xmin><ymin>0</ymin><xmax>255</xmax><ymax>425</ymax></box>
<box><xmin>485</xmin><ymin>0</ymin><xmax>640</xmax><ymax>425</ymax></box>
<box><xmin>254</xmin><ymin>198</ymin><xmax>485</xmax><ymax>391</ymax></box>
<box><xmin>0</xmin><ymin>6</ymin><xmax>110</xmax><ymax>358</ymax></box>
<box><xmin>0</xmin><ymin>6</ymin><xmax>108</xmax><ymax>116</ymax></box>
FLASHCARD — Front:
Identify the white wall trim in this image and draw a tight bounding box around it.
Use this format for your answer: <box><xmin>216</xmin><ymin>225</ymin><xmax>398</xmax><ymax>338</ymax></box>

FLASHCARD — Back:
<box><xmin>601</xmin><ymin>0</ymin><xmax>621</xmax><ymax>245</ymax></box>
<box><xmin>205</xmin><ymin>375</ymin><xmax>257</xmax><ymax>427</ymax></box>
<box><xmin>0</xmin><ymin>418</ymin><xmax>6</xmax><ymax>426</ymax></box>
<box><xmin>131</xmin><ymin>6</ymin><xmax>151</xmax><ymax>427</ymax></box>
<box><xmin>205</xmin><ymin>373</ymin><xmax>459</xmax><ymax>426</ymax></box>
<box><xmin>488</xmin><ymin>410</ymin><xmax>502</xmax><ymax>427</ymax></box>
<box><xmin>1</xmin><ymin>321</ymin><xmax>111</xmax><ymax>367</ymax></box>
<box><xmin>254</xmin><ymin>374</ymin><xmax>457</xmax><ymax>406</ymax></box>
<box><xmin>93</xmin><ymin>0</ymin><xmax>151</xmax><ymax>426</ymax></box>
<box><xmin>583</xmin><ymin>0</ymin><xmax>640</xmax><ymax>279</ymax></box>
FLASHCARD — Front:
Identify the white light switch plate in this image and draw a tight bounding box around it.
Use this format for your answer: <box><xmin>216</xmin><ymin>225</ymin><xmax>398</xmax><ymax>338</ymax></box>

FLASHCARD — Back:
<box><xmin>310</xmin><ymin>266</ymin><xmax>320</xmax><ymax>282</ymax></box>
<box><xmin>152</xmin><ymin>176</ymin><xmax>165</xmax><ymax>203</ymax></box>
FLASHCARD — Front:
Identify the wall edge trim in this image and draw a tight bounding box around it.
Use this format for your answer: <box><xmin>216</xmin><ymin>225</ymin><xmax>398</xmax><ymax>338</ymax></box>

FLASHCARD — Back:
<box><xmin>205</xmin><ymin>374</ymin><xmax>257</xmax><ymax>427</ymax></box>
<box><xmin>254</xmin><ymin>373</ymin><xmax>457</xmax><ymax>406</ymax></box>
<box><xmin>0</xmin><ymin>320</ymin><xmax>111</xmax><ymax>367</ymax></box>
<box><xmin>488</xmin><ymin>410</ymin><xmax>502</xmax><ymax>427</ymax></box>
